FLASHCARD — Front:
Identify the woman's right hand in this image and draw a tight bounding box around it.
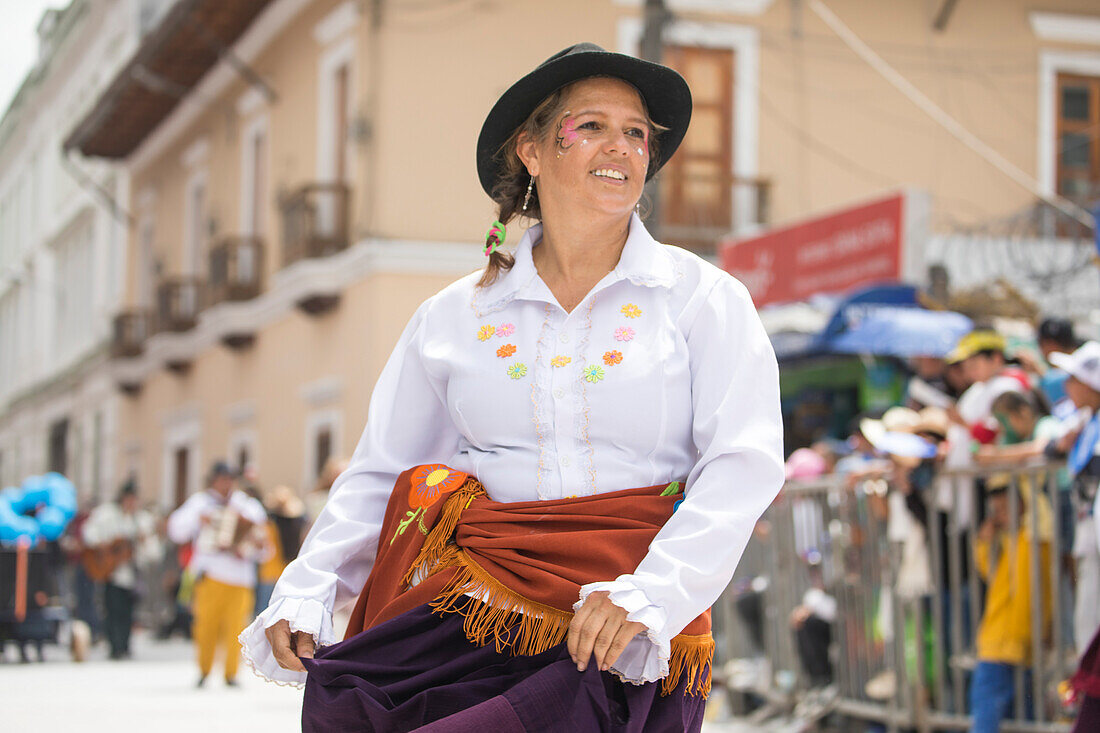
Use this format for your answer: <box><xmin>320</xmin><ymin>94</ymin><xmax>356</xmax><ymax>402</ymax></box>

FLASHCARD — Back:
<box><xmin>265</xmin><ymin>618</ymin><xmax>316</xmax><ymax>672</ymax></box>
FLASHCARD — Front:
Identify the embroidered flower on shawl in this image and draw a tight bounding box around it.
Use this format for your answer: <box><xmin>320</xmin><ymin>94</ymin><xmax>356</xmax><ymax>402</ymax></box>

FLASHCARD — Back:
<box><xmin>497</xmin><ymin>323</ymin><xmax>515</xmax><ymax>337</ymax></box>
<box><xmin>551</xmin><ymin>355</ymin><xmax>571</xmax><ymax>368</ymax></box>
<box><xmin>603</xmin><ymin>350</ymin><xmax>623</xmax><ymax>366</ymax></box>
<box><xmin>477</xmin><ymin>324</ymin><xmax>496</xmax><ymax>341</ymax></box>
<box><xmin>390</xmin><ymin>465</ymin><xmax>468</xmax><ymax>544</ymax></box>
<box><xmin>583</xmin><ymin>365</ymin><xmax>605</xmax><ymax>383</ymax></box>
<box><xmin>614</xmin><ymin>327</ymin><xmax>635</xmax><ymax>342</ymax></box>
<box><xmin>621</xmin><ymin>304</ymin><xmax>642</xmax><ymax>319</ymax></box>
<box><xmin>508</xmin><ymin>363</ymin><xmax>528</xmax><ymax>379</ymax></box>
<box><xmin>497</xmin><ymin>344</ymin><xmax>517</xmax><ymax>358</ymax></box>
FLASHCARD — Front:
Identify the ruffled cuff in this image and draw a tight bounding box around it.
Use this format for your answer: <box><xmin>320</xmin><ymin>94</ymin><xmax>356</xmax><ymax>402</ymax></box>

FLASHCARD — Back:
<box><xmin>575</xmin><ymin>579</ymin><xmax>670</xmax><ymax>685</ymax></box>
<box><xmin>238</xmin><ymin>596</ymin><xmax>337</xmax><ymax>687</ymax></box>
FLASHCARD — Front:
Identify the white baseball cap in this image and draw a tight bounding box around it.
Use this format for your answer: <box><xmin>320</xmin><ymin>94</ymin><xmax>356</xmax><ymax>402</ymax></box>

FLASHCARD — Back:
<box><xmin>1050</xmin><ymin>341</ymin><xmax>1100</xmax><ymax>394</ymax></box>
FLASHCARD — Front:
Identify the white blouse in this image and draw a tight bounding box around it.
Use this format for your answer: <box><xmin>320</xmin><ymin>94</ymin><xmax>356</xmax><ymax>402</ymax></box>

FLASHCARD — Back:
<box><xmin>240</xmin><ymin>213</ymin><xmax>784</xmax><ymax>687</ymax></box>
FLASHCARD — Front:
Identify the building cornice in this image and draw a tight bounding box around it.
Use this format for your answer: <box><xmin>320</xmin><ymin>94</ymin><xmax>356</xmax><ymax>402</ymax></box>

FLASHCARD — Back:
<box><xmin>1030</xmin><ymin>12</ymin><xmax>1100</xmax><ymax>46</ymax></box>
<box><xmin>112</xmin><ymin>237</ymin><xmax>483</xmax><ymax>385</ymax></box>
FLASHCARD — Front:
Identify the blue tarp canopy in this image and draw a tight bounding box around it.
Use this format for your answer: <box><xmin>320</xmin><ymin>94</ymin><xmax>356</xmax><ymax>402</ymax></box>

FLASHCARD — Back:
<box><xmin>767</xmin><ymin>283</ymin><xmax>973</xmax><ymax>361</ymax></box>
<box><xmin>824</xmin><ymin>305</ymin><xmax>973</xmax><ymax>358</ymax></box>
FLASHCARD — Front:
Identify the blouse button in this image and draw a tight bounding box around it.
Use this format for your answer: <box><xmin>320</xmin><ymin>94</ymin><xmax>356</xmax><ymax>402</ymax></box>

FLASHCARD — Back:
<box><xmin>559</xmin><ymin>456</ymin><xmax>571</xmax><ymax>467</ymax></box>
<box><xmin>553</xmin><ymin>387</ymin><xmax>565</xmax><ymax>399</ymax></box>
<box><xmin>559</xmin><ymin>332</ymin><xmax>570</xmax><ymax>344</ymax></box>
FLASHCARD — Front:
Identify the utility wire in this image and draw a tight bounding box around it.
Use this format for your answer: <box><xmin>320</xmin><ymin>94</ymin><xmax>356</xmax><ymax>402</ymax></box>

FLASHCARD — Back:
<box><xmin>809</xmin><ymin>0</ymin><xmax>1095</xmax><ymax>229</ymax></box>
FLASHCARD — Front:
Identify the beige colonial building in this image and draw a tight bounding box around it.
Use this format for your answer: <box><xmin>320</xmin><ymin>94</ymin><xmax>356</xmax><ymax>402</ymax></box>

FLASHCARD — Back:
<box><xmin>0</xmin><ymin>0</ymin><xmax>175</xmax><ymax>501</ymax></box>
<box><xmin>59</xmin><ymin>0</ymin><xmax>1100</xmax><ymax>506</ymax></box>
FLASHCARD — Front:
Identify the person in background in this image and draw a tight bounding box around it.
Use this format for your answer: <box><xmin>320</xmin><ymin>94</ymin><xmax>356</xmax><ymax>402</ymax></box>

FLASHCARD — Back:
<box><xmin>1059</xmin><ymin>343</ymin><xmax>1100</xmax><ymax>730</ymax></box>
<box><xmin>970</xmin><ymin>477</ymin><xmax>1053</xmax><ymax>732</ymax></box>
<box><xmin>167</xmin><ymin>460</ymin><xmax>268</xmax><ymax>687</ymax></box>
<box><xmin>303</xmin><ymin>456</ymin><xmax>350</xmax><ymax>533</ymax></box>
<box><xmin>62</xmin><ymin>500</ymin><xmax>102</xmax><ymax>644</ymax></box>
<box><xmin>82</xmin><ymin>481</ymin><xmax>161</xmax><ymax>659</ymax></box>
<box><xmin>254</xmin><ymin>487</ymin><xmax>304</xmax><ymax>617</ymax></box>
<box><xmin>267</xmin><ymin>485</ymin><xmax>305</xmax><ymax>565</ymax></box>
<box><xmin>906</xmin><ymin>356</ymin><xmax>953</xmax><ymax>411</ymax></box>
<box><xmin>1046</xmin><ymin>342</ymin><xmax>1100</xmax><ymax>661</ymax></box>
<box><xmin>951</xmin><ymin>329</ymin><xmax>1032</xmax><ymax>445</ymax></box>
<box><xmin>789</xmin><ymin>559</ymin><xmax>836</xmax><ymax>690</ymax></box>
<box><xmin>1037</xmin><ymin>317</ymin><xmax>1079</xmax><ymax>411</ymax></box>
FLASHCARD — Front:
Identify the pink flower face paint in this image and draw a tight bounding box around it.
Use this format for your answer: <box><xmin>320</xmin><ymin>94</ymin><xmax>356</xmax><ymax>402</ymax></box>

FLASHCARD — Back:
<box><xmin>556</xmin><ymin>112</ymin><xmax>579</xmax><ymax>153</ymax></box>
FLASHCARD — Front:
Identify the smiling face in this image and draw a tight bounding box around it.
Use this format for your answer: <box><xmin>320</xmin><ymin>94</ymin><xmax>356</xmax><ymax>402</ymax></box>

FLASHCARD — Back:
<box><xmin>516</xmin><ymin>77</ymin><xmax>652</xmax><ymax>222</ymax></box>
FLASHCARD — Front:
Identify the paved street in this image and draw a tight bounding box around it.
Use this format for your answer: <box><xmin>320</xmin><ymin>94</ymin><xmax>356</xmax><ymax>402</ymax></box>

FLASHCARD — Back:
<box><xmin>0</xmin><ymin>627</ymin><xmax>772</xmax><ymax>731</ymax></box>
<box><xmin>0</xmin><ymin>630</ymin><xmax>303</xmax><ymax>732</ymax></box>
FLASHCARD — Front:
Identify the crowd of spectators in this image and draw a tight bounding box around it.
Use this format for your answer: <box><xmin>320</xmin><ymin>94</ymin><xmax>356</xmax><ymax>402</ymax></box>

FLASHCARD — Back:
<box><xmin>769</xmin><ymin>317</ymin><xmax>1100</xmax><ymax>731</ymax></box>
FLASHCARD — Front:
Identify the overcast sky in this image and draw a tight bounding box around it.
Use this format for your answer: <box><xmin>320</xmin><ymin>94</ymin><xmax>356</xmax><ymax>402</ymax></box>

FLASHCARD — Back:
<box><xmin>0</xmin><ymin>0</ymin><xmax>65</xmax><ymax>117</ymax></box>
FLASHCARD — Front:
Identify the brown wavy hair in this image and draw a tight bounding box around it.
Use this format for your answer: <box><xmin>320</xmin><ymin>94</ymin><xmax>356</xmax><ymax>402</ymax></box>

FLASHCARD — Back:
<box><xmin>478</xmin><ymin>78</ymin><xmax>666</xmax><ymax>287</ymax></box>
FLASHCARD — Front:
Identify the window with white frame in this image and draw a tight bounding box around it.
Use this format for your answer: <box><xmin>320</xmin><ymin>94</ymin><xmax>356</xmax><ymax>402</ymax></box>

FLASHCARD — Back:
<box><xmin>53</xmin><ymin>219</ymin><xmax>95</xmax><ymax>361</ymax></box>
<box><xmin>229</xmin><ymin>429</ymin><xmax>258</xmax><ymax>477</ymax></box>
<box><xmin>304</xmin><ymin>409</ymin><xmax>342</xmax><ymax>489</ymax></box>
<box><xmin>184</xmin><ymin>171</ymin><xmax>207</xmax><ymax>276</ymax></box>
<box><xmin>618</xmin><ymin>19</ymin><xmax>761</xmax><ymax>247</ymax></box>
<box><xmin>240</xmin><ymin>118</ymin><xmax>269</xmax><ymax>237</ymax></box>
<box><xmin>138</xmin><ymin>211</ymin><xmax>156</xmax><ymax>307</ymax></box>
<box><xmin>1056</xmin><ymin>73</ymin><xmax>1100</xmax><ymax>202</ymax></box>
<box><xmin>162</xmin><ymin>412</ymin><xmax>201</xmax><ymax>510</ymax></box>
<box><xmin>317</xmin><ymin>38</ymin><xmax>355</xmax><ymax>185</ymax></box>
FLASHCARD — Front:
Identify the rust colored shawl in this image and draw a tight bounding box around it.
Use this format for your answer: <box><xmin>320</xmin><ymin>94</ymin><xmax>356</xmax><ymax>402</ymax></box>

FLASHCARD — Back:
<box><xmin>346</xmin><ymin>465</ymin><xmax>713</xmax><ymax>696</ymax></box>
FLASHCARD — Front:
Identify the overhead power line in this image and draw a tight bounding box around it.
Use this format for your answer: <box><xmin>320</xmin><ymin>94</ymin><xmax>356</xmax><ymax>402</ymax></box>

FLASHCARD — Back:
<box><xmin>808</xmin><ymin>0</ymin><xmax>1096</xmax><ymax>230</ymax></box>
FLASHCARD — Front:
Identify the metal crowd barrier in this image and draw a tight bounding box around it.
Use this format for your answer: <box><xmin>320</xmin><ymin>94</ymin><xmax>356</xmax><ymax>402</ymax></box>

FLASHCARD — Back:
<box><xmin>713</xmin><ymin>461</ymin><xmax>1079</xmax><ymax>732</ymax></box>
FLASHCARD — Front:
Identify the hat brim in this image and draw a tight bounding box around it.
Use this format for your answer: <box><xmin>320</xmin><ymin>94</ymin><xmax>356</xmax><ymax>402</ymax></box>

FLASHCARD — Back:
<box><xmin>1051</xmin><ymin>352</ymin><xmax>1100</xmax><ymax>393</ymax></box>
<box><xmin>476</xmin><ymin>49</ymin><xmax>692</xmax><ymax>197</ymax></box>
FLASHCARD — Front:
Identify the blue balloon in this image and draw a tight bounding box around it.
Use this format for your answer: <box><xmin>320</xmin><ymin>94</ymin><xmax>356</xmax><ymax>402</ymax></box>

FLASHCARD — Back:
<box><xmin>36</xmin><ymin>505</ymin><xmax>68</xmax><ymax>541</ymax></box>
<box><xmin>44</xmin><ymin>473</ymin><xmax>77</xmax><ymax>520</ymax></box>
<box><xmin>20</xmin><ymin>475</ymin><xmax>50</xmax><ymax>511</ymax></box>
<box><xmin>3</xmin><ymin>485</ymin><xmax>32</xmax><ymax>515</ymax></box>
<box><xmin>0</xmin><ymin>500</ymin><xmax>40</xmax><ymax>546</ymax></box>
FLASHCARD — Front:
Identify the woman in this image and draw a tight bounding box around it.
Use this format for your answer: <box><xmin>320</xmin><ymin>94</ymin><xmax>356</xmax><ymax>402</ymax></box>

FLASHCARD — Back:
<box><xmin>240</xmin><ymin>43</ymin><xmax>783</xmax><ymax>731</ymax></box>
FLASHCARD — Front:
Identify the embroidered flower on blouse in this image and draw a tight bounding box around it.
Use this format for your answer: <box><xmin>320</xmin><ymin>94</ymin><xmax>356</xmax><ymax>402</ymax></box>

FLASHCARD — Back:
<box><xmin>614</xmin><ymin>327</ymin><xmax>635</xmax><ymax>342</ymax></box>
<box><xmin>603</xmin><ymin>350</ymin><xmax>623</xmax><ymax>366</ymax></box>
<box><xmin>497</xmin><ymin>323</ymin><xmax>515</xmax><ymax>337</ymax></box>
<box><xmin>621</xmin><ymin>304</ymin><xmax>642</xmax><ymax>319</ymax></box>
<box><xmin>583</xmin><ymin>365</ymin><xmax>605</xmax><ymax>383</ymax></box>
<box><xmin>508</xmin><ymin>363</ymin><xmax>528</xmax><ymax>379</ymax></box>
<box><xmin>551</xmin><ymin>355</ymin><xmax>571</xmax><ymax>368</ymax></box>
<box><xmin>477</xmin><ymin>324</ymin><xmax>496</xmax><ymax>341</ymax></box>
<box><xmin>496</xmin><ymin>344</ymin><xmax>517</xmax><ymax>358</ymax></box>
<box><xmin>390</xmin><ymin>465</ymin><xmax>467</xmax><ymax>544</ymax></box>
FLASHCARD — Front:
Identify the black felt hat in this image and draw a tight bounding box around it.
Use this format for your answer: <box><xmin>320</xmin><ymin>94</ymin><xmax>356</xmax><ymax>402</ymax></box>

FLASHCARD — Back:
<box><xmin>476</xmin><ymin>42</ymin><xmax>692</xmax><ymax>197</ymax></box>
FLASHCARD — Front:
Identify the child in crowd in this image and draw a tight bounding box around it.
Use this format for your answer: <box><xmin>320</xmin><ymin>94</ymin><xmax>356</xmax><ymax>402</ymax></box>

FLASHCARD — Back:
<box><xmin>970</xmin><ymin>477</ymin><xmax>1052</xmax><ymax>733</ymax></box>
<box><xmin>1054</xmin><ymin>342</ymin><xmax>1100</xmax><ymax>731</ymax></box>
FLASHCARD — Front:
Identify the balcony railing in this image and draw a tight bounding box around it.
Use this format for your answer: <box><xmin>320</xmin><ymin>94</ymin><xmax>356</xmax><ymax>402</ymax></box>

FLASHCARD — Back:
<box><xmin>208</xmin><ymin>236</ymin><xmax>264</xmax><ymax>306</ymax></box>
<box><xmin>155</xmin><ymin>276</ymin><xmax>204</xmax><ymax>333</ymax></box>
<box><xmin>280</xmin><ymin>182</ymin><xmax>350</xmax><ymax>267</ymax></box>
<box><xmin>111</xmin><ymin>310</ymin><xmax>152</xmax><ymax>358</ymax></box>
<box><xmin>659</xmin><ymin>174</ymin><xmax>771</xmax><ymax>253</ymax></box>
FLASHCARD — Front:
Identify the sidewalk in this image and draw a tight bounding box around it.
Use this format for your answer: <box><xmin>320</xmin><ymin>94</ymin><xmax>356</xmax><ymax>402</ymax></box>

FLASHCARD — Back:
<box><xmin>0</xmin><ymin>629</ymin><xmax>303</xmax><ymax>733</ymax></box>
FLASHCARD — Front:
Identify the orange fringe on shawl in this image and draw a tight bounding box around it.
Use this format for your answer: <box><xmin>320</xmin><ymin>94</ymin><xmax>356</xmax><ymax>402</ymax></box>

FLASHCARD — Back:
<box><xmin>345</xmin><ymin>467</ymin><xmax>714</xmax><ymax>698</ymax></box>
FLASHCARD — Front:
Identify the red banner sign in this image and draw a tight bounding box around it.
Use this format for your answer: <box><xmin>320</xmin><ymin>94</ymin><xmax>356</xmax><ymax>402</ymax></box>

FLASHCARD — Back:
<box><xmin>720</xmin><ymin>194</ymin><xmax>906</xmax><ymax>307</ymax></box>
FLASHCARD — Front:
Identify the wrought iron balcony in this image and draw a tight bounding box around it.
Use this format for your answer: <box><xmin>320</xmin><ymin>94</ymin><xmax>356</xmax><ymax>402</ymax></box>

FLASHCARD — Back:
<box><xmin>658</xmin><ymin>174</ymin><xmax>771</xmax><ymax>253</ymax></box>
<box><xmin>155</xmin><ymin>276</ymin><xmax>204</xmax><ymax>333</ymax></box>
<box><xmin>111</xmin><ymin>310</ymin><xmax>152</xmax><ymax>358</ymax></box>
<box><xmin>208</xmin><ymin>235</ymin><xmax>264</xmax><ymax>306</ymax></box>
<box><xmin>280</xmin><ymin>182</ymin><xmax>350</xmax><ymax>268</ymax></box>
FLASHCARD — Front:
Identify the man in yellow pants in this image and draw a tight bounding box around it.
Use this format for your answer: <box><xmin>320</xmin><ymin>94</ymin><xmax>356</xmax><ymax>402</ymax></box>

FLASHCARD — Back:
<box><xmin>168</xmin><ymin>461</ymin><xmax>269</xmax><ymax>687</ymax></box>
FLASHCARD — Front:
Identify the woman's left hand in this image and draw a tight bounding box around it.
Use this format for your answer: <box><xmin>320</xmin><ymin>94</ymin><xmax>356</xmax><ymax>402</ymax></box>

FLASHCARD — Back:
<box><xmin>567</xmin><ymin>590</ymin><xmax>647</xmax><ymax>673</ymax></box>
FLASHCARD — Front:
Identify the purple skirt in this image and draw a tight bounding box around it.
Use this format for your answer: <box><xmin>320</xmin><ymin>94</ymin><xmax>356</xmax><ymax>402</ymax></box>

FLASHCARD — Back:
<box><xmin>301</xmin><ymin>604</ymin><xmax>706</xmax><ymax>732</ymax></box>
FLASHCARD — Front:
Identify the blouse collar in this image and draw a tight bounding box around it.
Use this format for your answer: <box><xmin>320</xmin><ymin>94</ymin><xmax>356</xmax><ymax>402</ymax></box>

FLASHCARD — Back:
<box><xmin>472</xmin><ymin>212</ymin><xmax>680</xmax><ymax>317</ymax></box>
